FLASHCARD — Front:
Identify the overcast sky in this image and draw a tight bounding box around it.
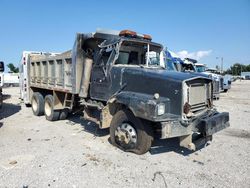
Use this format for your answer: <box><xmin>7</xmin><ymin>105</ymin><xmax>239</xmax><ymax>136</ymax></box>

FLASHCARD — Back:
<box><xmin>0</xmin><ymin>0</ymin><xmax>249</xmax><ymax>70</ymax></box>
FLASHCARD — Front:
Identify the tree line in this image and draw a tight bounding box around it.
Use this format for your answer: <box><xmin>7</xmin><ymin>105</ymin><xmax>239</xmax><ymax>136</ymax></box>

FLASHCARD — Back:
<box><xmin>224</xmin><ymin>63</ymin><xmax>250</xmax><ymax>75</ymax></box>
<box><xmin>7</xmin><ymin>63</ymin><xmax>19</xmax><ymax>73</ymax></box>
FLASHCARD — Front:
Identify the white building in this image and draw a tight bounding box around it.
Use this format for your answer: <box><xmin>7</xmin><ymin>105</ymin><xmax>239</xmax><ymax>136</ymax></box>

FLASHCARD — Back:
<box><xmin>241</xmin><ymin>72</ymin><xmax>250</xmax><ymax>79</ymax></box>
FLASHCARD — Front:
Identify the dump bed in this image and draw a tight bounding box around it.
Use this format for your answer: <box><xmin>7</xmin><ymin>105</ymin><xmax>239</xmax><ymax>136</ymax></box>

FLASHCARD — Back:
<box><xmin>29</xmin><ymin>50</ymin><xmax>73</xmax><ymax>92</ymax></box>
<box><xmin>28</xmin><ymin>34</ymin><xmax>94</xmax><ymax>97</ymax></box>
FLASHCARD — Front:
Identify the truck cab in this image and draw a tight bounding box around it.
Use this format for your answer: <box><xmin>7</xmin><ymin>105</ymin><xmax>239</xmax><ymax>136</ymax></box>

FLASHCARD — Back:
<box><xmin>195</xmin><ymin>63</ymin><xmax>221</xmax><ymax>98</ymax></box>
<box><xmin>205</xmin><ymin>68</ymin><xmax>224</xmax><ymax>92</ymax></box>
<box><xmin>77</xmin><ymin>30</ymin><xmax>229</xmax><ymax>153</ymax></box>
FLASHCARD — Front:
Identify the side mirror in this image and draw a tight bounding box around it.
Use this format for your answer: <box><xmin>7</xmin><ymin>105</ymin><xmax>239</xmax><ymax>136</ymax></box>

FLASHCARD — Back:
<box><xmin>0</xmin><ymin>61</ymin><xmax>4</xmax><ymax>72</ymax></box>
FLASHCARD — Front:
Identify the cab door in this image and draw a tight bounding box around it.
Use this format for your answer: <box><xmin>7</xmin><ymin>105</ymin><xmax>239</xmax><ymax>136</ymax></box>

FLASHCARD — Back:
<box><xmin>90</xmin><ymin>48</ymin><xmax>115</xmax><ymax>101</ymax></box>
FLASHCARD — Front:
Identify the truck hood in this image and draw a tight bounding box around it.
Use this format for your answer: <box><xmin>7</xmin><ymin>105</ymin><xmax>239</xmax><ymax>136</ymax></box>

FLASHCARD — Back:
<box><xmin>122</xmin><ymin>67</ymin><xmax>207</xmax><ymax>82</ymax></box>
<box><xmin>200</xmin><ymin>72</ymin><xmax>222</xmax><ymax>80</ymax></box>
<box><xmin>119</xmin><ymin>67</ymin><xmax>211</xmax><ymax>116</ymax></box>
<box><xmin>179</xmin><ymin>71</ymin><xmax>211</xmax><ymax>79</ymax></box>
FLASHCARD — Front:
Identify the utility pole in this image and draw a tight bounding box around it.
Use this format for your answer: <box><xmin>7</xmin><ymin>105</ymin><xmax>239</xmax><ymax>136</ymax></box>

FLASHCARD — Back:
<box><xmin>216</xmin><ymin>57</ymin><xmax>223</xmax><ymax>74</ymax></box>
<box><xmin>221</xmin><ymin>57</ymin><xmax>223</xmax><ymax>74</ymax></box>
<box><xmin>240</xmin><ymin>65</ymin><xmax>242</xmax><ymax>78</ymax></box>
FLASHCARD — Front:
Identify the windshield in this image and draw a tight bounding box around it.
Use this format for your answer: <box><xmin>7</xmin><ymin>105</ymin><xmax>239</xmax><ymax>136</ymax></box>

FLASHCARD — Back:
<box><xmin>165</xmin><ymin>58</ymin><xmax>177</xmax><ymax>71</ymax></box>
<box><xmin>158</xmin><ymin>51</ymin><xmax>177</xmax><ymax>71</ymax></box>
<box><xmin>147</xmin><ymin>51</ymin><xmax>161</xmax><ymax>67</ymax></box>
<box><xmin>196</xmin><ymin>65</ymin><xmax>206</xmax><ymax>72</ymax></box>
<box><xmin>115</xmin><ymin>40</ymin><xmax>162</xmax><ymax>67</ymax></box>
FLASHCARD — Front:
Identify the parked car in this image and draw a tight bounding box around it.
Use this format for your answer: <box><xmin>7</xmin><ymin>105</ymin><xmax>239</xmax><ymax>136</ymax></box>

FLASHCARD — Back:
<box><xmin>222</xmin><ymin>74</ymin><xmax>232</xmax><ymax>92</ymax></box>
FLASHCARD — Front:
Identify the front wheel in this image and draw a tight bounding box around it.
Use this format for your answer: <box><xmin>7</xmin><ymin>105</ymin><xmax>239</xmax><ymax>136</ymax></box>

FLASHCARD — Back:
<box><xmin>110</xmin><ymin>109</ymin><xmax>153</xmax><ymax>155</ymax></box>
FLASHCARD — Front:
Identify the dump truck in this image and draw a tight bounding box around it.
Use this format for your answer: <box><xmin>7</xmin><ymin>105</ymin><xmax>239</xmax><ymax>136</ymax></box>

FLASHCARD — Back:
<box><xmin>20</xmin><ymin>29</ymin><xmax>230</xmax><ymax>154</ymax></box>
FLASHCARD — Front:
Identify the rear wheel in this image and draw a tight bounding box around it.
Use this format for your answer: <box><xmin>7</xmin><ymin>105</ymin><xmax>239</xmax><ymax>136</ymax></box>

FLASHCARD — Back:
<box><xmin>44</xmin><ymin>95</ymin><xmax>60</xmax><ymax>121</ymax></box>
<box><xmin>110</xmin><ymin>109</ymin><xmax>153</xmax><ymax>155</ymax></box>
<box><xmin>31</xmin><ymin>92</ymin><xmax>44</xmax><ymax>116</ymax></box>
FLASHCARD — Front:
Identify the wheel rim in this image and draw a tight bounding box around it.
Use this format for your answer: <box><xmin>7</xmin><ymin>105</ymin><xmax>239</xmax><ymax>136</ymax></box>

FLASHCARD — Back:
<box><xmin>115</xmin><ymin>123</ymin><xmax>137</xmax><ymax>149</ymax></box>
<box><xmin>45</xmin><ymin>100</ymin><xmax>52</xmax><ymax>117</ymax></box>
<box><xmin>32</xmin><ymin>98</ymin><xmax>38</xmax><ymax>112</ymax></box>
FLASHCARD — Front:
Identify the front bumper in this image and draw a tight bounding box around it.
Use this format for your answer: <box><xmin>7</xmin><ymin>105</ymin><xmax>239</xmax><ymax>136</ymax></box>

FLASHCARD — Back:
<box><xmin>213</xmin><ymin>93</ymin><xmax>220</xmax><ymax>99</ymax></box>
<box><xmin>223</xmin><ymin>84</ymin><xmax>231</xmax><ymax>90</ymax></box>
<box><xmin>198</xmin><ymin>112</ymin><xmax>230</xmax><ymax>136</ymax></box>
<box><xmin>159</xmin><ymin>111</ymin><xmax>230</xmax><ymax>139</ymax></box>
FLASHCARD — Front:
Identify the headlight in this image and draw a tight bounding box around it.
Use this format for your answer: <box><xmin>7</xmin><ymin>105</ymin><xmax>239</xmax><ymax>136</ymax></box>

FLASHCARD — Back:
<box><xmin>157</xmin><ymin>103</ymin><xmax>165</xmax><ymax>116</ymax></box>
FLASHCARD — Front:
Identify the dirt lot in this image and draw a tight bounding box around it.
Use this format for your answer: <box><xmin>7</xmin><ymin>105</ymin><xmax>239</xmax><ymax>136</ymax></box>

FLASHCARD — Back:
<box><xmin>0</xmin><ymin>81</ymin><xmax>250</xmax><ymax>188</ymax></box>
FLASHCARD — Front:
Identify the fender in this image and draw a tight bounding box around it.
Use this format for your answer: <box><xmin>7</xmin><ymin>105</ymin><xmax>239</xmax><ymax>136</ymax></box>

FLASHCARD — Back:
<box><xmin>109</xmin><ymin>91</ymin><xmax>176</xmax><ymax>121</ymax></box>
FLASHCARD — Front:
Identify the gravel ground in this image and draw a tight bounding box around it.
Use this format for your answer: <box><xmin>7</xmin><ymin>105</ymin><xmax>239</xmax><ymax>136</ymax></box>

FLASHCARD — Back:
<box><xmin>0</xmin><ymin>80</ymin><xmax>250</xmax><ymax>188</ymax></box>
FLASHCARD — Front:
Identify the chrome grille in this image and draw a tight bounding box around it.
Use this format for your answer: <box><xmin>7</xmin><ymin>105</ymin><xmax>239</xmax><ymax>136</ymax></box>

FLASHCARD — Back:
<box><xmin>220</xmin><ymin>77</ymin><xmax>224</xmax><ymax>90</ymax></box>
<box><xmin>188</xmin><ymin>83</ymin><xmax>207</xmax><ymax>113</ymax></box>
<box><xmin>213</xmin><ymin>80</ymin><xmax>220</xmax><ymax>94</ymax></box>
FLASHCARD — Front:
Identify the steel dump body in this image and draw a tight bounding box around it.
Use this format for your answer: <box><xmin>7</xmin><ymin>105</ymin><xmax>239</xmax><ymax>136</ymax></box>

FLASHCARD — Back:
<box><xmin>28</xmin><ymin>33</ymin><xmax>94</xmax><ymax>98</ymax></box>
<box><xmin>29</xmin><ymin>51</ymin><xmax>74</xmax><ymax>93</ymax></box>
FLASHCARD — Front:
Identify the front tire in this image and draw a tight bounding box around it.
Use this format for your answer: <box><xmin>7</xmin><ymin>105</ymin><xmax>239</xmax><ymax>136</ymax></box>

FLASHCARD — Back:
<box><xmin>44</xmin><ymin>95</ymin><xmax>60</xmax><ymax>121</ymax></box>
<box><xmin>110</xmin><ymin>109</ymin><xmax>153</xmax><ymax>155</ymax></box>
<box><xmin>31</xmin><ymin>92</ymin><xmax>44</xmax><ymax>116</ymax></box>
<box><xmin>59</xmin><ymin>109</ymin><xmax>69</xmax><ymax>120</ymax></box>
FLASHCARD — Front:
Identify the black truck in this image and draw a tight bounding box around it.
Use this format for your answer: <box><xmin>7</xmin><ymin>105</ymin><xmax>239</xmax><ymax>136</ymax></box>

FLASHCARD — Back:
<box><xmin>20</xmin><ymin>29</ymin><xmax>230</xmax><ymax>154</ymax></box>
